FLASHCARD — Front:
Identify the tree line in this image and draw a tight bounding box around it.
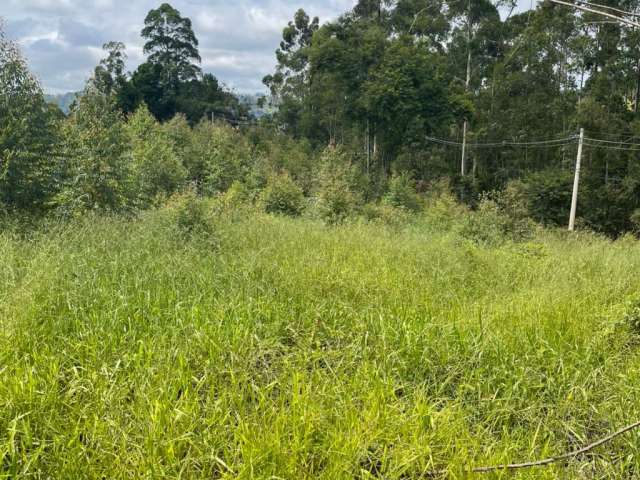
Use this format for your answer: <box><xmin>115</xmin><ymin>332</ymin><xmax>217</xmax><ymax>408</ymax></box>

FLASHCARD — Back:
<box><xmin>2</xmin><ymin>1</ymin><xmax>640</xmax><ymax>235</ymax></box>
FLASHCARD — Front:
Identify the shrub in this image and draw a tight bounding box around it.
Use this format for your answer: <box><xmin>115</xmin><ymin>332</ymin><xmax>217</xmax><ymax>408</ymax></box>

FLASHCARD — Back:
<box><xmin>383</xmin><ymin>172</ymin><xmax>422</xmax><ymax>213</ymax></box>
<box><xmin>260</xmin><ymin>173</ymin><xmax>305</xmax><ymax>216</ymax></box>
<box><xmin>165</xmin><ymin>188</ymin><xmax>215</xmax><ymax>238</ymax></box>
<box><xmin>460</xmin><ymin>184</ymin><xmax>537</xmax><ymax>246</ymax></box>
<box><xmin>127</xmin><ymin>105</ymin><xmax>187</xmax><ymax>206</ymax></box>
<box><xmin>0</xmin><ymin>27</ymin><xmax>59</xmax><ymax>211</ymax></box>
<box><xmin>162</xmin><ymin>114</ymin><xmax>193</xmax><ymax>167</ymax></box>
<box><xmin>315</xmin><ymin>146</ymin><xmax>360</xmax><ymax>224</ymax></box>
<box><xmin>55</xmin><ymin>89</ymin><xmax>132</xmax><ymax>215</ymax></box>
<box><xmin>520</xmin><ymin>168</ymin><xmax>573</xmax><ymax>226</ymax></box>
<box><xmin>494</xmin><ymin>181</ymin><xmax>536</xmax><ymax>241</ymax></box>
<box><xmin>459</xmin><ymin>197</ymin><xmax>506</xmax><ymax>246</ymax></box>
<box><xmin>361</xmin><ymin>203</ymin><xmax>411</xmax><ymax>228</ymax></box>
<box><xmin>188</xmin><ymin>121</ymin><xmax>252</xmax><ymax>194</ymax></box>
<box><xmin>423</xmin><ymin>179</ymin><xmax>468</xmax><ymax>230</ymax></box>
<box><xmin>213</xmin><ymin>181</ymin><xmax>257</xmax><ymax>221</ymax></box>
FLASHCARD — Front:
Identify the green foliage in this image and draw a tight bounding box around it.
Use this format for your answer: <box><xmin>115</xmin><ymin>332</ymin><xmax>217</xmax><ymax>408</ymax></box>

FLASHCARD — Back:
<box><xmin>520</xmin><ymin>168</ymin><xmax>573</xmax><ymax>227</ymax></box>
<box><xmin>315</xmin><ymin>146</ymin><xmax>360</xmax><ymax>224</ymax></box>
<box><xmin>164</xmin><ymin>187</ymin><xmax>215</xmax><ymax>239</ymax></box>
<box><xmin>361</xmin><ymin>202</ymin><xmax>412</xmax><ymax>228</ymax></box>
<box><xmin>260</xmin><ymin>173</ymin><xmax>305</xmax><ymax>216</ymax></box>
<box><xmin>187</xmin><ymin>121</ymin><xmax>253</xmax><ymax>194</ymax></box>
<box><xmin>248</xmin><ymin>130</ymin><xmax>315</xmax><ymax>193</ymax></box>
<box><xmin>93</xmin><ymin>42</ymin><xmax>127</xmax><ymax>97</ymax></box>
<box><xmin>2</xmin><ymin>209</ymin><xmax>640</xmax><ymax>477</ymax></box>
<box><xmin>493</xmin><ymin>181</ymin><xmax>537</xmax><ymax>241</ymax></box>
<box><xmin>423</xmin><ymin>180</ymin><xmax>469</xmax><ymax>230</ymax></box>
<box><xmin>459</xmin><ymin>197</ymin><xmax>506</xmax><ymax>246</ymax></box>
<box><xmin>0</xmin><ymin>25</ymin><xmax>59</xmax><ymax>211</ymax></box>
<box><xmin>55</xmin><ymin>89</ymin><xmax>132</xmax><ymax>215</ymax></box>
<box><xmin>460</xmin><ymin>186</ymin><xmax>536</xmax><ymax>246</ymax></box>
<box><xmin>383</xmin><ymin>172</ymin><xmax>422</xmax><ymax>213</ymax></box>
<box><xmin>126</xmin><ymin>105</ymin><xmax>186</xmax><ymax>205</ymax></box>
<box><xmin>141</xmin><ymin>3</ymin><xmax>201</xmax><ymax>82</ymax></box>
<box><xmin>221</xmin><ymin>180</ymin><xmax>253</xmax><ymax>207</ymax></box>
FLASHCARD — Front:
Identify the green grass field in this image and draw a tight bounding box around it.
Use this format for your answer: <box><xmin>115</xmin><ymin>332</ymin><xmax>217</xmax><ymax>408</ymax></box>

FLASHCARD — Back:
<box><xmin>2</xmin><ymin>206</ymin><xmax>640</xmax><ymax>479</ymax></box>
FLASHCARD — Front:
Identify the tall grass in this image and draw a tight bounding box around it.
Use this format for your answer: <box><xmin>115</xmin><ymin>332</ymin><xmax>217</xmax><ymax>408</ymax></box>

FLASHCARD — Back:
<box><xmin>1</xmin><ymin>207</ymin><xmax>640</xmax><ymax>479</ymax></box>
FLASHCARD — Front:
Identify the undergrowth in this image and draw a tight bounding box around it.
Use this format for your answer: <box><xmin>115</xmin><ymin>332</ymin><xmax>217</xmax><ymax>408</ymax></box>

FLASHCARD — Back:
<box><xmin>1</xmin><ymin>204</ymin><xmax>640</xmax><ymax>479</ymax></box>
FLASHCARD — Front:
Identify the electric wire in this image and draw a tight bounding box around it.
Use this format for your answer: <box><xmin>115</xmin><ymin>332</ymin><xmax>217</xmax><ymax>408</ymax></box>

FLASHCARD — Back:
<box><xmin>425</xmin><ymin>133</ymin><xmax>640</xmax><ymax>152</ymax></box>
<box><xmin>575</xmin><ymin>0</ymin><xmax>640</xmax><ymax>18</ymax></box>
<box><xmin>584</xmin><ymin>136</ymin><xmax>640</xmax><ymax>146</ymax></box>
<box><xmin>424</xmin><ymin>135</ymin><xmax>576</xmax><ymax>148</ymax></box>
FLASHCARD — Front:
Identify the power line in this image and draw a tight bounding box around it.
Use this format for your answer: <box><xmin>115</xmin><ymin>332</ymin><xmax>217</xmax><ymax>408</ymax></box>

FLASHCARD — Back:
<box><xmin>575</xmin><ymin>0</ymin><xmax>640</xmax><ymax>18</ymax></box>
<box><xmin>425</xmin><ymin>132</ymin><xmax>640</xmax><ymax>152</ymax></box>
<box><xmin>584</xmin><ymin>142</ymin><xmax>640</xmax><ymax>151</ymax></box>
<box><xmin>424</xmin><ymin>135</ymin><xmax>576</xmax><ymax>148</ymax></box>
<box><xmin>584</xmin><ymin>136</ymin><xmax>640</xmax><ymax>146</ymax></box>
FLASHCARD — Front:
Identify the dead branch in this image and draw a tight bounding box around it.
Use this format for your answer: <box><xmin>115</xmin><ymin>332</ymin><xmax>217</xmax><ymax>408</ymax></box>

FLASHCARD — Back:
<box><xmin>426</xmin><ymin>420</ymin><xmax>640</xmax><ymax>477</ymax></box>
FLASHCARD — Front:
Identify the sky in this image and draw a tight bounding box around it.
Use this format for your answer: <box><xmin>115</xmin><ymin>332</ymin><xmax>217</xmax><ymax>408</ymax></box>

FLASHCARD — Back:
<box><xmin>2</xmin><ymin>0</ymin><xmax>358</xmax><ymax>94</ymax></box>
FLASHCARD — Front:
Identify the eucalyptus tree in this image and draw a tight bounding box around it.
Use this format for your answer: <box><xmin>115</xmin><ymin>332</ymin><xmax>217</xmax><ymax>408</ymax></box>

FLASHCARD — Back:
<box><xmin>142</xmin><ymin>3</ymin><xmax>201</xmax><ymax>82</ymax></box>
<box><xmin>0</xmin><ymin>20</ymin><xmax>59</xmax><ymax>211</ymax></box>
<box><xmin>93</xmin><ymin>41</ymin><xmax>127</xmax><ymax>97</ymax></box>
<box><xmin>263</xmin><ymin>9</ymin><xmax>319</xmax><ymax>137</ymax></box>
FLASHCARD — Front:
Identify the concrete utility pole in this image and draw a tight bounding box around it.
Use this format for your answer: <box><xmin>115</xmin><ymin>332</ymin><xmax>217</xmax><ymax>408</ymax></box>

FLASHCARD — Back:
<box><xmin>569</xmin><ymin>128</ymin><xmax>584</xmax><ymax>232</ymax></box>
<box><xmin>461</xmin><ymin>0</ymin><xmax>472</xmax><ymax>176</ymax></box>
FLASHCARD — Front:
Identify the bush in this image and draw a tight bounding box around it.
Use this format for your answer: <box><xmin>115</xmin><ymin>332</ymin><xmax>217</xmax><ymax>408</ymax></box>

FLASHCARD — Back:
<box><xmin>260</xmin><ymin>173</ymin><xmax>305</xmax><ymax>216</ymax></box>
<box><xmin>383</xmin><ymin>172</ymin><xmax>422</xmax><ymax>213</ymax></box>
<box><xmin>315</xmin><ymin>146</ymin><xmax>360</xmax><ymax>224</ymax></box>
<box><xmin>460</xmin><ymin>185</ymin><xmax>537</xmax><ymax>246</ymax></box>
<box><xmin>361</xmin><ymin>203</ymin><xmax>411</xmax><ymax>228</ymax></box>
<box><xmin>423</xmin><ymin>179</ymin><xmax>468</xmax><ymax>230</ymax></box>
<box><xmin>459</xmin><ymin>197</ymin><xmax>506</xmax><ymax>246</ymax></box>
<box><xmin>520</xmin><ymin>168</ymin><xmax>573</xmax><ymax>226</ymax></box>
<box><xmin>55</xmin><ymin>89</ymin><xmax>132</xmax><ymax>215</ymax></box>
<box><xmin>165</xmin><ymin>188</ymin><xmax>215</xmax><ymax>238</ymax></box>
<box><xmin>212</xmin><ymin>181</ymin><xmax>257</xmax><ymax>221</ymax></box>
<box><xmin>494</xmin><ymin>181</ymin><xmax>536</xmax><ymax>241</ymax></box>
<box><xmin>127</xmin><ymin>105</ymin><xmax>187</xmax><ymax>206</ymax></box>
<box><xmin>187</xmin><ymin>121</ymin><xmax>253</xmax><ymax>194</ymax></box>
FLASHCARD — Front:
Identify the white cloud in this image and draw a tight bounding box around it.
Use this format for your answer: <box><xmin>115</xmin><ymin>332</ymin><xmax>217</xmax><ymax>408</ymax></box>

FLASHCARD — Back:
<box><xmin>4</xmin><ymin>0</ymin><xmax>356</xmax><ymax>93</ymax></box>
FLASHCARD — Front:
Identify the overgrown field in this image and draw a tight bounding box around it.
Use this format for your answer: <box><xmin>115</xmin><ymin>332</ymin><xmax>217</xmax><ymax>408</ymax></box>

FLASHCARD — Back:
<box><xmin>2</xmin><ymin>204</ymin><xmax>640</xmax><ymax>479</ymax></box>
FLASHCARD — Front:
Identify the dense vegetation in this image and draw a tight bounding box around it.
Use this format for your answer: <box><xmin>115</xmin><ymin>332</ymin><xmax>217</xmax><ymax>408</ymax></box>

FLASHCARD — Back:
<box><xmin>3</xmin><ymin>2</ymin><xmax>640</xmax><ymax>477</ymax></box>
<box><xmin>2</xmin><ymin>198</ymin><xmax>640</xmax><ymax>478</ymax></box>
<box><xmin>2</xmin><ymin>1</ymin><xmax>640</xmax><ymax>235</ymax></box>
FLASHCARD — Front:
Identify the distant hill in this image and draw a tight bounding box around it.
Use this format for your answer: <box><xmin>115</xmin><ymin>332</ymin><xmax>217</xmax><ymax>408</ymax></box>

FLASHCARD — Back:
<box><xmin>45</xmin><ymin>92</ymin><xmax>79</xmax><ymax>114</ymax></box>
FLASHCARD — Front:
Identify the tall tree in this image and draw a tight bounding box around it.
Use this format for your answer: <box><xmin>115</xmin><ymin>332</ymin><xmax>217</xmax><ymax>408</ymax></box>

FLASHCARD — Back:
<box><xmin>141</xmin><ymin>3</ymin><xmax>201</xmax><ymax>82</ymax></box>
<box><xmin>93</xmin><ymin>41</ymin><xmax>127</xmax><ymax>97</ymax></box>
<box><xmin>263</xmin><ymin>9</ymin><xmax>319</xmax><ymax>136</ymax></box>
<box><xmin>0</xmin><ymin>20</ymin><xmax>59</xmax><ymax>211</ymax></box>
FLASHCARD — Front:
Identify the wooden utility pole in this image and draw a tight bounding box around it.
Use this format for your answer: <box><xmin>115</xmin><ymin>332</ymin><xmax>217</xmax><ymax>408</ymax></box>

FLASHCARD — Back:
<box><xmin>569</xmin><ymin>128</ymin><xmax>584</xmax><ymax>231</ymax></box>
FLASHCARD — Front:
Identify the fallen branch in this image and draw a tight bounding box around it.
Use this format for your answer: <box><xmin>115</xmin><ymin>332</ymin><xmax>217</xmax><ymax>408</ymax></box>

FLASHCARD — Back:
<box><xmin>427</xmin><ymin>420</ymin><xmax>640</xmax><ymax>477</ymax></box>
